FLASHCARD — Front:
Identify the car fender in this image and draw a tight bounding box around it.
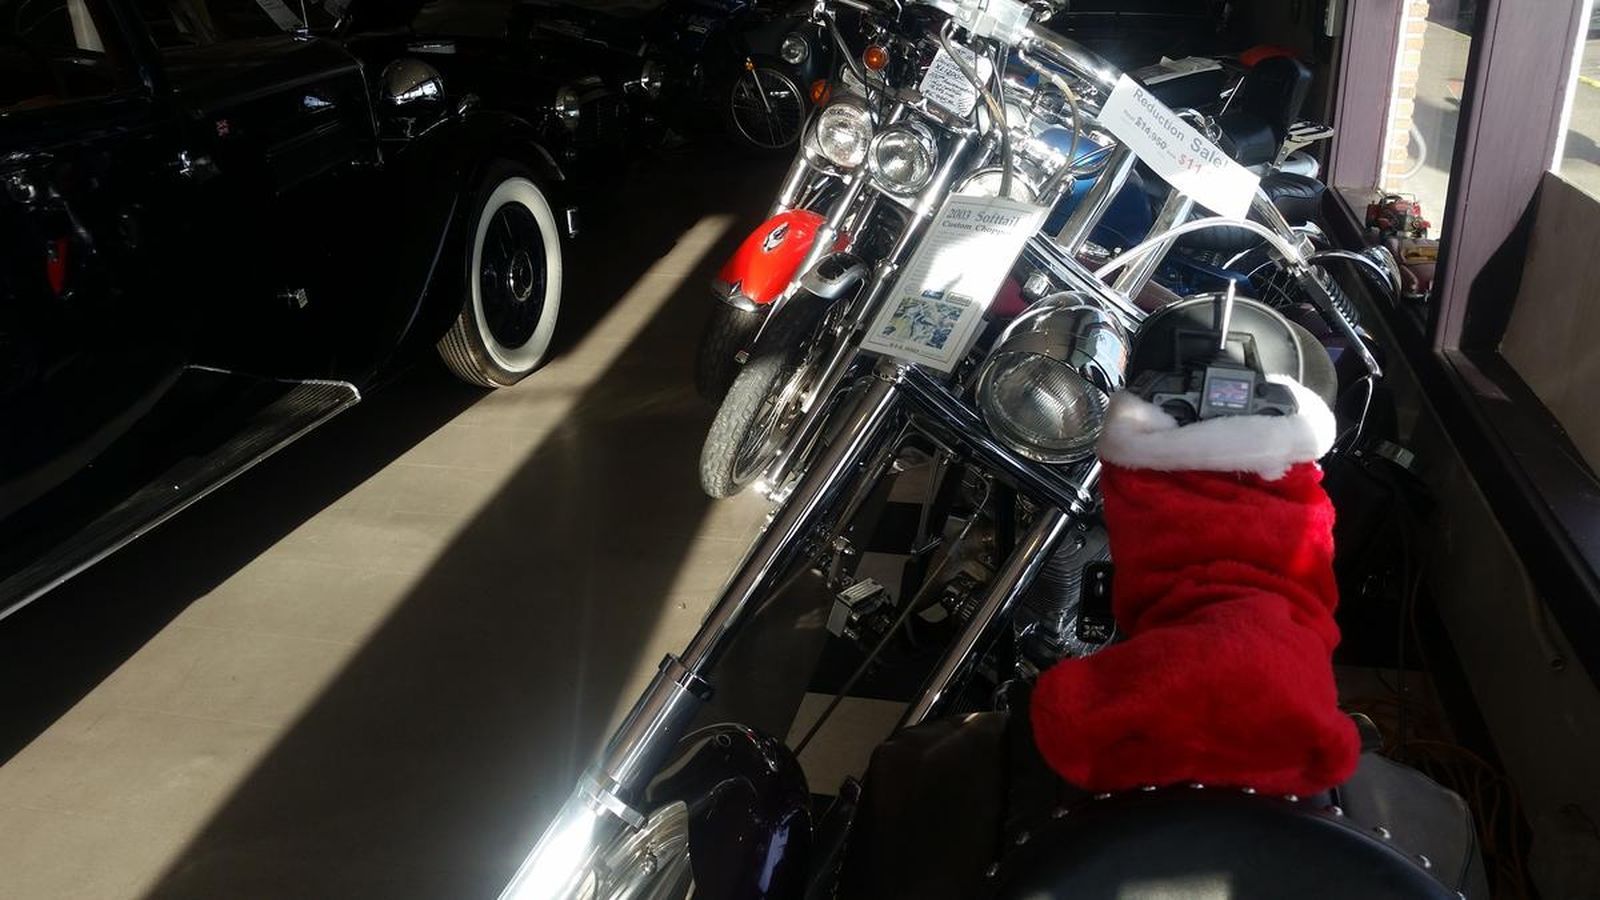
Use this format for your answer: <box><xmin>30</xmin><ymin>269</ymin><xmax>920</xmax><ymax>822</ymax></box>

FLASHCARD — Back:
<box><xmin>380</xmin><ymin>110</ymin><xmax>570</xmax><ymax>363</ymax></box>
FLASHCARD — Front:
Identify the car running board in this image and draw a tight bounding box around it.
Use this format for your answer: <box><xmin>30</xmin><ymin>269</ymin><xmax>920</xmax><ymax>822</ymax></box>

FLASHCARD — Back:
<box><xmin>0</xmin><ymin>367</ymin><xmax>360</xmax><ymax>621</ymax></box>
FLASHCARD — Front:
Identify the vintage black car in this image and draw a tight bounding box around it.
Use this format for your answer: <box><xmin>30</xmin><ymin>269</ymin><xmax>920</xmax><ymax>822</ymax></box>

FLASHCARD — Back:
<box><xmin>0</xmin><ymin>0</ymin><xmax>654</xmax><ymax>617</ymax></box>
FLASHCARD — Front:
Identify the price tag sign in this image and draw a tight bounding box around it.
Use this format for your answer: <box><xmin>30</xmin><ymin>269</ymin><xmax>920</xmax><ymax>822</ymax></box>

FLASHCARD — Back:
<box><xmin>1098</xmin><ymin>75</ymin><xmax>1260</xmax><ymax>220</ymax></box>
<box><xmin>919</xmin><ymin>45</ymin><xmax>994</xmax><ymax>118</ymax></box>
<box><xmin>861</xmin><ymin>195</ymin><xmax>1047</xmax><ymax>371</ymax></box>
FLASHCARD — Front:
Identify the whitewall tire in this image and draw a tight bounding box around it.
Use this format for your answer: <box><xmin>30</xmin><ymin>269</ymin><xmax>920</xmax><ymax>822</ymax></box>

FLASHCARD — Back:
<box><xmin>437</xmin><ymin>161</ymin><xmax>564</xmax><ymax>388</ymax></box>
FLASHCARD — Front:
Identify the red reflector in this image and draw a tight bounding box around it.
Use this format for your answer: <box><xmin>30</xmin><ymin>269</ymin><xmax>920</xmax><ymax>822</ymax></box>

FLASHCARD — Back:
<box><xmin>863</xmin><ymin>45</ymin><xmax>889</xmax><ymax>72</ymax></box>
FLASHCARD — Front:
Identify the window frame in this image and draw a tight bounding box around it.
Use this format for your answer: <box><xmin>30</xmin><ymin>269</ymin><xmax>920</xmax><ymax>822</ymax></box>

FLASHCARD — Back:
<box><xmin>0</xmin><ymin>0</ymin><xmax>165</xmax><ymax>117</ymax></box>
<box><xmin>1329</xmin><ymin>0</ymin><xmax>1600</xmax><ymax>678</ymax></box>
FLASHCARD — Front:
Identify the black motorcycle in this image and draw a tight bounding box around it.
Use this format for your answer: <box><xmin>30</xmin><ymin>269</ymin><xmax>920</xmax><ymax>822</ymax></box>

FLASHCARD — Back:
<box><xmin>499</xmin><ymin>2</ymin><xmax>1479</xmax><ymax>897</ymax></box>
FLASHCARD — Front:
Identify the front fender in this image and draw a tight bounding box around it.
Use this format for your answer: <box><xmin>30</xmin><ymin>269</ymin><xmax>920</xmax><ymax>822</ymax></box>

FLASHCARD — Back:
<box><xmin>712</xmin><ymin>209</ymin><xmax>837</xmax><ymax>312</ymax></box>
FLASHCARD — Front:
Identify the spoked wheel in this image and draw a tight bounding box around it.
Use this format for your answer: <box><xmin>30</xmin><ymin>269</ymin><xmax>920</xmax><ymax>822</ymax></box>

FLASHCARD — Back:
<box><xmin>726</xmin><ymin>65</ymin><xmax>806</xmax><ymax>154</ymax></box>
<box><xmin>437</xmin><ymin>160</ymin><xmax>563</xmax><ymax>388</ymax></box>
<box><xmin>699</xmin><ymin>301</ymin><xmax>830</xmax><ymax>498</ymax></box>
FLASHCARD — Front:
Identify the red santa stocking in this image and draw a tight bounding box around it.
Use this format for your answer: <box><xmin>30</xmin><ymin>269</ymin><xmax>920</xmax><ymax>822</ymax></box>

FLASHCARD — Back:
<box><xmin>1030</xmin><ymin>380</ymin><xmax>1361</xmax><ymax>796</ymax></box>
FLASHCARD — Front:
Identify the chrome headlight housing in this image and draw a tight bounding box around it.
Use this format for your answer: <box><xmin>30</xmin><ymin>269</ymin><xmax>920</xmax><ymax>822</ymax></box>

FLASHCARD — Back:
<box><xmin>955</xmin><ymin>165</ymin><xmax>1039</xmax><ymax>202</ymax></box>
<box><xmin>804</xmin><ymin>100</ymin><xmax>874</xmax><ymax>170</ymax></box>
<box><xmin>380</xmin><ymin>59</ymin><xmax>445</xmax><ymax>109</ymax></box>
<box><xmin>780</xmin><ymin>32</ymin><xmax>810</xmax><ymax>66</ymax></box>
<box><xmin>867</xmin><ymin>123</ymin><xmax>937</xmax><ymax>194</ymax></box>
<box><xmin>554</xmin><ymin>85</ymin><xmax>583</xmax><ymax>132</ymax></box>
<box><xmin>638</xmin><ymin>59</ymin><xmax>665</xmax><ymax>98</ymax></box>
<box><xmin>975</xmin><ymin>293</ymin><xmax>1128</xmax><ymax>464</ymax></box>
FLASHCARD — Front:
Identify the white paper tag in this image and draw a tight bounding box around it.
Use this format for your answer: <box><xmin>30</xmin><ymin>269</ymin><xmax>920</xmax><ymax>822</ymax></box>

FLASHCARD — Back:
<box><xmin>861</xmin><ymin>195</ymin><xmax>1048</xmax><ymax>371</ymax></box>
<box><xmin>918</xmin><ymin>45</ymin><xmax>994</xmax><ymax>118</ymax></box>
<box><xmin>1098</xmin><ymin>75</ymin><xmax>1260</xmax><ymax>220</ymax></box>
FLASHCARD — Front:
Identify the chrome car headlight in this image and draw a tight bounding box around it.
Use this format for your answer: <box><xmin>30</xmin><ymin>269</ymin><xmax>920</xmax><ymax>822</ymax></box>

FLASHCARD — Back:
<box><xmin>975</xmin><ymin>293</ymin><xmax>1128</xmax><ymax>464</ymax></box>
<box><xmin>868</xmin><ymin>123</ymin><xmax>936</xmax><ymax>194</ymax></box>
<box><xmin>638</xmin><ymin>59</ymin><xmax>665</xmax><ymax>98</ymax></box>
<box><xmin>780</xmin><ymin>32</ymin><xmax>809</xmax><ymax>65</ymax></box>
<box><xmin>554</xmin><ymin>85</ymin><xmax>582</xmax><ymax>132</ymax></box>
<box><xmin>380</xmin><ymin>59</ymin><xmax>445</xmax><ymax>109</ymax></box>
<box><xmin>805</xmin><ymin>100</ymin><xmax>873</xmax><ymax>170</ymax></box>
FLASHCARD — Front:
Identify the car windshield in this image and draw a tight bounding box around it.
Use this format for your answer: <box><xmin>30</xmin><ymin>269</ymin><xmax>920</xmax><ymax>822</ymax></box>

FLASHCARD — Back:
<box><xmin>2</xmin><ymin>0</ymin><xmax>130</xmax><ymax>113</ymax></box>
<box><xmin>134</xmin><ymin>0</ymin><xmax>339</xmax><ymax>48</ymax></box>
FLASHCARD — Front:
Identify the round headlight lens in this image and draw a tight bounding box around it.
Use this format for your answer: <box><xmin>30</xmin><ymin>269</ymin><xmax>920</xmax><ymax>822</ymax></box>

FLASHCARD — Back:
<box><xmin>554</xmin><ymin>86</ymin><xmax>582</xmax><ymax>132</ymax></box>
<box><xmin>808</xmin><ymin>101</ymin><xmax>873</xmax><ymax>170</ymax></box>
<box><xmin>780</xmin><ymin>33</ymin><xmax>809</xmax><ymax>66</ymax></box>
<box><xmin>868</xmin><ymin>125</ymin><xmax>935</xmax><ymax>194</ymax></box>
<box><xmin>976</xmin><ymin>353</ymin><xmax>1107</xmax><ymax>463</ymax></box>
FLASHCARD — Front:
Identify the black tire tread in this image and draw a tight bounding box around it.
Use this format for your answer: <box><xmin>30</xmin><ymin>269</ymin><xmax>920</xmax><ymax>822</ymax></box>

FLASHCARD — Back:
<box><xmin>694</xmin><ymin>303</ymin><xmax>763</xmax><ymax>400</ymax></box>
<box><xmin>435</xmin><ymin>158</ymin><xmax>555</xmax><ymax>389</ymax></box>
<box><xmin>698</xmin><ymin>303</ymin><xmax>822</xmax><ymax>498</ymax></box>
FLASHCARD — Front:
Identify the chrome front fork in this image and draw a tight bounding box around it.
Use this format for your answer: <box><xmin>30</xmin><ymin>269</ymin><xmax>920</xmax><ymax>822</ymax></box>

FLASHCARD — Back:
<box><xmin>500</xmin><ymin>369</ymin><xmax>905</xmax><ymax>899</ymax></box>
<box><xmin>608</xmin><ymin>368</ymin><xmax>903</xmax><ymax>802</ymax></box>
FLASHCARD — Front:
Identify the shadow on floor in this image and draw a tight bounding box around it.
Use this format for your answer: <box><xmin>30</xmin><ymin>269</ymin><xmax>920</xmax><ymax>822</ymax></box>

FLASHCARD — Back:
<box><xmin>131</xmin><ymin>150</ymin><xmax>786</xmax><ymax>898</ymax></box>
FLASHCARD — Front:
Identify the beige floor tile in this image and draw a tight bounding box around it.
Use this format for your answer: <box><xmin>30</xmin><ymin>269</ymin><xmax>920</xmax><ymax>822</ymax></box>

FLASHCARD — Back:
<box><xmin>0</xmin><ymin>803</ymin><xmax>187</xmax><ymax>900</ymax></box>
<box><xmin>0</xmin><ymin>706</ymin><xmax>273</xmax><ymax>822</ymax></box>
<box><xmin>89</xmin><ymin>624</ymin><xmax>358</xmax><ymax>729</ymax></box>
<box><xmin>787</xmin><ymin>694</ymin><xmax>908</xmax><ymax>793</ymax></box>
<box><xmin>265</xmin><ymin>507</ymin><xmax>462</xmax><ymax>576</ymax></box>
<box><xmin>180</xmin><ymin>557</ymin><xmax>419</xmax><ymax>645</ymax></box>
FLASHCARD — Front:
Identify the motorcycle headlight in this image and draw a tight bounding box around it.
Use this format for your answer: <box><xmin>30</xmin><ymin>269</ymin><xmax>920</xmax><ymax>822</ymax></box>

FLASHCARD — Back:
<box><xmin>554</xmin><ymin>85</ymin><xmax>582</xmax><ymax>132</ymax></box>
<box><xmin>974</xmin><ymin>293</ymin><xmax>1128</xmax><ymax>464</ymax></box>
<box><xmin>780</xmin><ymin>32</ymin><xmax>809</xmax><ymax>66</ymax></box>
<box><xmin>868</xmin><ymin>124</ymin><xmax>936</xmax><ymax>194</ymax></box>
<box><xmin>805</xmin><ymin>100</ymin><xmax>873</xmax><ymax>170</ymax></box>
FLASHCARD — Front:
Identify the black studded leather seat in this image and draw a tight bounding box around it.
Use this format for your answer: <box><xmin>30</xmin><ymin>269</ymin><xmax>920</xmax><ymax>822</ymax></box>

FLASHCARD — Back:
<box><xmin>838</xmin><ymin>712</ymin><xmax>1488</xmax><ymax>899</ymax></box>
<box><xmin>993</xmin><ymin>788</ymin><xmax>1459</xmax><ymax>899</ymax></box>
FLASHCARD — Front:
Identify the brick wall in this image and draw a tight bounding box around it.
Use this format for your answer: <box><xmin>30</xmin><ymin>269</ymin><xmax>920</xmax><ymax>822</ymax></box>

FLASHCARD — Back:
<box><xmin>1383</xmin><ymin>1</ymin><xmax>1430</xmax><ymax>189</ymax></box>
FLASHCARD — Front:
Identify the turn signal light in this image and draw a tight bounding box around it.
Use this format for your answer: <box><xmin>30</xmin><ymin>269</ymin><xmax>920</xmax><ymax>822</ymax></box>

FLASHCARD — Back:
<box><xmin>863</xmin><ymin>45</ymin><xmax>889</xmax><ymax>71</ymax></box>
<box><xmin>810</xmin><ymin>79</ymin><xmax>832</xmax><ymax>106</ymax></box>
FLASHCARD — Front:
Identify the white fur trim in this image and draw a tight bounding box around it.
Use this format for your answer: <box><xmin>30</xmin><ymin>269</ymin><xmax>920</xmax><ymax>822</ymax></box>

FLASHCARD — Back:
<box><xmin>1096</xmin><ymin>378</ymin><xmax>1336</xmax><ymax>480</ymax></box>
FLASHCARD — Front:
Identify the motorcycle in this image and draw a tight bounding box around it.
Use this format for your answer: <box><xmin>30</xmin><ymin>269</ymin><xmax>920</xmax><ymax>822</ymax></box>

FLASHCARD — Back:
<box><xmin>694</xmin><ymin>2</ymin><xmax>1365</xmax><ymax>501</ymax></box>
<box><xmin>500</xmin><ymin>3</ymin><xmax>1457</xmax><ymax>898</ymax></box>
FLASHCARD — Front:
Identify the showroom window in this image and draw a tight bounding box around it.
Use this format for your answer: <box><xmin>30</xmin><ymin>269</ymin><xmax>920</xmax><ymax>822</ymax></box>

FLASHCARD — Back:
<box><xmin>1380</xmin><ymin>0</ymin><xmax>1474</xmax><ymax>233</ymax></box>
<box><xmin>1330</xmin><ymin>0</ymin><xmax>1600</xmax><ymax>677</ymax></box>
<box><xmin>0</xmin><ymin>0</ymin><xmax>131</xmax><ymax>114</ymax></box>
<box><xmin>1554</xmin><ymin>0</ymin><xmax>1600</xmax><ymax>198</ymax></box>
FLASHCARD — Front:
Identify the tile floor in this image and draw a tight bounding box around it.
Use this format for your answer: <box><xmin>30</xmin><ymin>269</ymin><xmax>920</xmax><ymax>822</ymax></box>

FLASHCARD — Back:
<box><xmin>0</xmin><ymin>151</ymin><xmax>789</xmax><ymax>899</ymax></box>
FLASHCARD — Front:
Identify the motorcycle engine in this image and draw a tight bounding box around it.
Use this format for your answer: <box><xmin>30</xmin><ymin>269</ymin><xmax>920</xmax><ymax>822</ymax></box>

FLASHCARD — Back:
<box><xmin>1015</xmin><ymin>519</ymin><xmax>1111</xmax><ymax>667</ymax></box>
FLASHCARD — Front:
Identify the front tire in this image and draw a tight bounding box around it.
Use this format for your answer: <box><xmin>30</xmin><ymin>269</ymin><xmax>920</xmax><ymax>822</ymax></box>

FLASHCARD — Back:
<box><xmin>699</xmin><ymin>302</ymin><xmax>826</xmax><ymax>498</ymax></box>
<box><xmin>694</xmin><ymin>302</ymin><xmax>764</xmax><ymax>400</ymax></box>
<box><xmin>725</xmin><ymin>64</ymin><xmax>806</xmax><ymax>154</ymax></box>
<box><xmin>437</xmin><ymin>160</ymin><xmax>564</xmax><ymax>388</ymax></box>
